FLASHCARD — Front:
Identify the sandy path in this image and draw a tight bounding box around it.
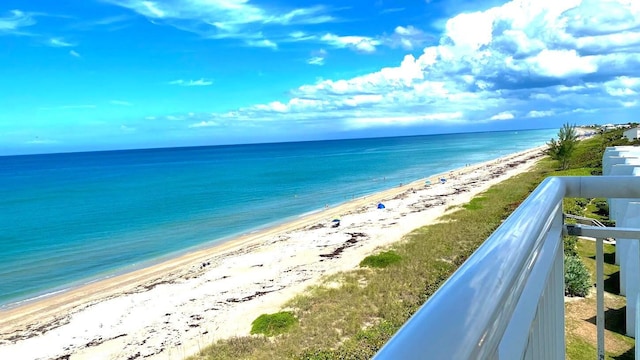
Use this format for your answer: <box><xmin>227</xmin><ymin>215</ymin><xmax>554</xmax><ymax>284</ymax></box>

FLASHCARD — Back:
<box><xmin>0</xmin><ymin>146</ymin><xmax>547</xmax><ymax>360</ymax></box>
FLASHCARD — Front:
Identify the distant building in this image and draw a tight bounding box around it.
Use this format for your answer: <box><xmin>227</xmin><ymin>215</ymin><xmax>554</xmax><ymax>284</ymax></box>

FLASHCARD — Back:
<box><xmin>623</xmin><ymin>127</ymin><xmax>640</xmax><ymax>140</ymax></box>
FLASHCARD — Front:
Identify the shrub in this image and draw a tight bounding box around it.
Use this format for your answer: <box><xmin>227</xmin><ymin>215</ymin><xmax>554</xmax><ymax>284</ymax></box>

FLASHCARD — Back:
<box><xmin>564</xmin><ymin>236</ymin><xmax>578</xmax><ymax>257</ymax></box>
<box><xmin>564</xmin><ymin>255</ymin><xmax>592</xmax><ymax>297</ymax></box>
<box><xmin>593</xmin><ymin>199</ymin><xmax>609</xmax><ymax>217</ymax></box>
<box><xmin>359</xmin><ymin>251</ymin><xmax>402</xmax><ymax>268</ymax></box>
<box><xmin>563</xmin><ymin>198</ymin><xmax>586</xmax><ymax>216</ymax></box>
<box><xmin>250</xmin><ymin>312</ymin><xmax>297</xmax><ymax>336</ymax></box>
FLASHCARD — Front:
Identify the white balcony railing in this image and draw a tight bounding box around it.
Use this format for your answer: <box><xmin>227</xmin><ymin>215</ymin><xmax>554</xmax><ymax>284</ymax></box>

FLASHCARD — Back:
<box><xmin>374</xmin><ymin>146</ymin><xmax>640</xmax><ymax>360</ymax></box>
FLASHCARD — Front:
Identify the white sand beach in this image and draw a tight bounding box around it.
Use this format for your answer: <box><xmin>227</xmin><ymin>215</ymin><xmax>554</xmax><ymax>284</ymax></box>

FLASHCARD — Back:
<box><xmin>0</xmin><ymin>146</ymin><xmax>547</xmax><ymax>360</ymax></box>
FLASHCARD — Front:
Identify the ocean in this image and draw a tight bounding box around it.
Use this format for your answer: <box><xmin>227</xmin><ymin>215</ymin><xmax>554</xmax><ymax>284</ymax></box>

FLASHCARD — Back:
<box><xmin>0</xmin><ymin>129</ymin><xmax>556</xmax><ymax>307</ymax></box>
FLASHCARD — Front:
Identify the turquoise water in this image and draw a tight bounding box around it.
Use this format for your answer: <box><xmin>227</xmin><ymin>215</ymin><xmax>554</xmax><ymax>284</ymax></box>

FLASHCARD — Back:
<box><xmin>0</xmin><ymin>129</ymin><xmax>555</xmax><ymax>307</ymax></box>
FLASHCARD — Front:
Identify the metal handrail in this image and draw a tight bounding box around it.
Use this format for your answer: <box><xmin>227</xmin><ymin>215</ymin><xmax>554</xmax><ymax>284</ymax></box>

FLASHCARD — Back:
<box><xmin>564</xmin><ymin>213</ymin><xmax>607</xmax><ymax>228</ymax></box>
<box><xmin>374</xmin><ymin>176</ymin><xmax>640</xmax><ymax>359</ymax></box>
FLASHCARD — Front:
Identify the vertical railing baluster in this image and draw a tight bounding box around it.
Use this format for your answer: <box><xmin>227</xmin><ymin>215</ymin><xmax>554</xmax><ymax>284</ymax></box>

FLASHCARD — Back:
<box><xmin>636</xmin><ymin>294</ymin><xmax>640</xmax><ymax>360</ymax></box>
<box><xmin>596</xmin><ymin>237</ymin><xmax>605</xmax><ymax>360</ymax></box>
<box><xmin>637</xmin><ymin>243</ymin><xmax>640</xmax><ymax>359</ymax></box>
<box><xmin>554</xmin><ymin>240</ymin><xmax>565</xmax><ymax>358</ymax></box>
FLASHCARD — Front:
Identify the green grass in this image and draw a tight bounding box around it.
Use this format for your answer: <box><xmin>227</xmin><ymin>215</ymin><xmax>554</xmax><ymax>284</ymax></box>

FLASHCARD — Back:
<box><xmin>553</xmin><ymin>167</ymin><xmax>597</xmax><ymax>176</ymax></box>
<box><xmin>566</xmin><ymin>336</ymin><xmax>598</xmax><ymax>360</ymax></box>
<box><xmin>462</xmin><ymin>196</ymin><xmax>487</xmax><ymax>210</ymax></box>
<box><xmin>359</xmin><ymin>251</ymin><xmax>402</xmax><ymax>268</ymax></box>
<box><xmin>576</xmin><ymin>240</ymin><xmax>618</xmax><ymax>283</ymax></box>
<box><xmin>250</xmin><ymin>312</ymin><xmax>298</xmax><ymax>337</ymax></box>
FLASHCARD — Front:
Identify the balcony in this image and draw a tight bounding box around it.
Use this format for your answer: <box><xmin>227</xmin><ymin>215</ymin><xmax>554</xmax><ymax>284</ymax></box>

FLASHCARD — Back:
<box><xmin>375</xmin><ymin>146</ymin><xmax>640</xmax><ymax>359</ymax></box>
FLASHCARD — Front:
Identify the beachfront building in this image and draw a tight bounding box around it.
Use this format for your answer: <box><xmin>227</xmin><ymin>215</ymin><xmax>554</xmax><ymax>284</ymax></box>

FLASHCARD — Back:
<box><xmin>623</xmin><ymin>127</ymin><xmax>640</xmax><ymax>141</ymax></box>
<box><xmin>375</xmin><ymin>146</ymin><xmax>640</xmax><ymax>359</ymax></box>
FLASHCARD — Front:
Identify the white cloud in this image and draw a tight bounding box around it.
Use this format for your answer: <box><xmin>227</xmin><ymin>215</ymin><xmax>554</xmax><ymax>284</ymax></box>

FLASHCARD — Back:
<box><xmin>525</xmin><ymin>49</ymin><xmax>598</xmax><ymax>78</ymax></box>
<box><xmin>394</xmin><ymin>26</ymin><xmax>415</xmax><ymax>37</ymax></box>
<box><xmin>320</xmin><ymin>33</ymin><xmax>380</xmax><ymax>53</ymax></box>
<box><xmin>306</xmin><ymin>49</ymin><xmax>327</xmax><ymax>65</ymax></box>
<box><xmin>49</xmin><ymin>38</ymin><xmax>74</xmax><ymax>47</ymax></box>
<box><xmin>290</xmin><ymin>31</ymin><xmax>305</xmax><ymax>38</ymax></box>
<box><xmin>69</xmin><ymin>50</ymin><xmax>81</xmax><ymax>57</ymax></box>
<box><xmin>445</xmin><ymin>11</ymin><xmax>495</xmax><ymax>51</ymax></box>
<box><xmin>604</xmin><ymin>76</ymin><xmax>640</xmax><ymax>96</ymax></box>
<box><xmin>181</xmin><ymin>0</ymin><xmax>640</xmax><ymax>134</ymax></box>
<box><xmin>490</xmin><ymin>112</ymin><xmax>515</xmax><ymax>120</ymax></box>
<box><xmin>103</xmin><ymin>0</ymin><xmax>334</xmax><ymax>42</ymax></box>
<box><xmin>0</xmin><ymin>10</ymin><xmax>35</xmax><ymax>35</ymax></box>
<box><xmin>254</xmin><ymin>101</ymin><xmax>289</xmax><ymax>113</ymax></box>
<box><xmin>169</xmin><ymin>78</ymin><xmax>213</xmax><ymax>86</ymax></box>
<box><xmin>380</xmin><ymin>8</ymin><xmax>405</xmax><ymax>14</ymax></box>
<box><xmin>296</xmin><ymin>54</ymin><xmax>424</xmax><ymax>96</ymax></box>
<box><xmin>141</xmin><ymin>1</ymin><xmax>165</xmax><ymax>17</ymax></box>
<box><xmin>289</xmin><ymin>31</ymin><xmax>315</xmax><ymax>41</ymax></box>
<box><xmin>246</xmin><ymin>38</ymin><xmax>277</xmax><ymax>49</ymax></box>
<box><xmin>189</xmin><ymin>121</ymin><xmax>219</xmax><ymax>128</ymax></box>
<box><xmin>346</xmin><ymin>112</ymin><xmax>464</xmax><ymax>129</ymax></box>
<box><xmin>89</xmin><ymin>15</ymin><xmax>132</xmax><ymax>27</ymax></box>
<box><xmin>307</xmin><ymin>57</ymin><xmax>324</xmax><ymax>65</ymax></box>
<box><xmin>527</xmin><ymin>110</ymin><xmax>555</xmax><ymax>118</ymax></box>
<box><xmin>384</xmin><ymin>25</ymin><xmax>432</xmax><ymax>50</ymax></box>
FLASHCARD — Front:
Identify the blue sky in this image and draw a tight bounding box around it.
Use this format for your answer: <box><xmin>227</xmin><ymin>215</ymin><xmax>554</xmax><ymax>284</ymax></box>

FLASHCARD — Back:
<box><xmin>1</xmin><ymin>0</ymin><xmax>639</xmax><ymax>155</ymax></box>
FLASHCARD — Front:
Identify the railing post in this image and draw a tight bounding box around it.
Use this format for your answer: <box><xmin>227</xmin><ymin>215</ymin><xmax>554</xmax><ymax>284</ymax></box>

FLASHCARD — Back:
<box><xmin>608</xmin><ymin>165</ymin><xmax>640</xmax><ymax>295</ymax></box>
<box><xmin>552</xmin><ymin>227</ymin><xmax>566</xmax><ymax>358</ymax></box>
<box><xmin>602</xmin><ymin>148</ymin><xmax>640</xmax><ymax>266</ymax></box>
<box><xmin>622</xmin><ymin>202</ymin><xmax>640</xmax><ymax>337</ymax></box>
<box><xmin>596</xmin><ymin>237</ymin><xmax>605</xmax><ymax>359</ymax></box>
<box><xmin>602</xmin><ymin>147</ymin><xmax>640</xmax><ymax>340</ymax></box>
<box><xmin>637</xmin><ymin>295</ymin><xmax>640</xmax><ymax>360</ymax></box>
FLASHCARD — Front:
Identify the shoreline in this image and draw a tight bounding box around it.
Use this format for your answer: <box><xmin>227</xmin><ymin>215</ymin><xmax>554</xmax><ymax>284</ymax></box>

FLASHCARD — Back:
<box><xmin>0</xmin><ymin>145</ymin><xmax>547</xmax><ymax>360</ymax></box>
<box><xmin>0</xmin><ymin>144</ymin><xmax>535</xmax><ymax>312</ymax></box>
<box><xmin>0</xmin><ymin>148</ymin><xmax>522</xmax><ymax>312</ymax></box>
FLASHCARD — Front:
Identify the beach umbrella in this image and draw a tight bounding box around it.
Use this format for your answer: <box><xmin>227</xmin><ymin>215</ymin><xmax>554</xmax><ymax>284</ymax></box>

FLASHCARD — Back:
<box><xmin>332</xmin><ymin>219</ymin><xmax>341</xmax><ymax>227</ymax></box>
<box><xmin>377</xmin><ymin>203</ymin><xmax>386</xmax><ymax>209</ymax></box>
